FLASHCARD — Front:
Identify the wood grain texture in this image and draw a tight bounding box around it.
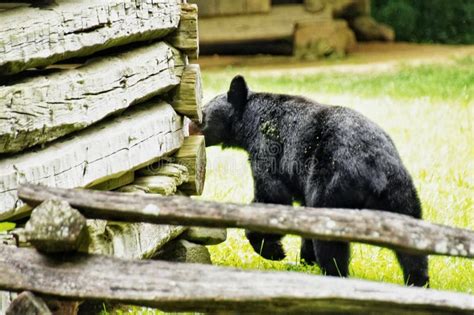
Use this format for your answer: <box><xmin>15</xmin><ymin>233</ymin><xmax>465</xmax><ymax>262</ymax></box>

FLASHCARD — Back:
<box><xmin>89</xmin><ymin>171</ymin><xmax>135</xmax><ymax>191</ymax></box>
<box><xmin>189</xmin><ymin>0</ymin><xmax>270</xmax><ymax>17</ymax></box>
<box><xmin>82</xmin><ymin>162</ymin><xmax>188</xmax><ymax>259</ymax></box>
<box><xmin>0</xmin><ymin>245</ymin><xmax>473</xmax><ymax>314</ymax></box>
<box><xmin>198</xmin><ymin>4</ymin><xmax>331</xmax><ymax>44</ymax></box>
<box><xmin>124</xmin><ymin>176</ymin><xmax>180</xmax><ymax>196</ymax></box>
<box><xmin>154</xmin><ymin>239</ymin><xmax>212</xmax><ymax>264</ymax></box>
<box><xmin>0</xmin><ymin>42</ymin><xmax>185</xmax><ymax>154</ymax></box>
<box><xmin>137</xmin><ymin>163</ymin><xmax>189</xmax><ymax>185</ymax></box>
<box><xmin>0</xmin><ymin>101</ymin><xmax>183</xmax><ymax>220</ymax></box>
<box><xmin>17</xmin><ymin>184</ymin><xmax>474</xmax><ymax>258</ymax></box>
<box><xmin>0</xmin><ymin>0</ymin><xmax>181</xmax><ymax>75</ymax></box>
<box><xmin>293</xmin><ymin>20</ymin><xmax>356</xmax><ymax>58</ymax></box>
<box><xmin>171</xmin><ymin>135</ymin><xmax>206</xmax><ymax>195</ymax></box>
<box><xmin>166</xmin><ymin>3</ymin><xmax>199</xmax><ymax>59</ymax></box>
<box><xmin>120</xmin><ymin>162</ymin><xmax>189</xmax><ymax>195</ymax></box>
<box><xmin>79</xmin><ymin>219</ymin><xmax>186</xmax><ymax>260</ymax></box>
<box><xmin>304</xmin><ymin>0</ymin><xmax>326</xmax><ymax>12</ymax></box>
<box><xmin>170</xmin><ymin>64</ymin><xmax>203</xmax><ymax>123</ymax></box>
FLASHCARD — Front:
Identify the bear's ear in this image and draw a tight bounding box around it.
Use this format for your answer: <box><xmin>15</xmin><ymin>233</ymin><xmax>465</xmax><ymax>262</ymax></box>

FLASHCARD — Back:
<box><xmin>227</xmin><ymin>75</ymin><xmax>249</xmax><ymax>110</ymax></box>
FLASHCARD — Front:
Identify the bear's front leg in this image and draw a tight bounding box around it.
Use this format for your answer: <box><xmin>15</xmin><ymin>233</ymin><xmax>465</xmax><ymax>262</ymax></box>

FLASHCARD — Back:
<box><xmin>245</xmin><ymin>230</ymin><xmax>286</xmax><ymax>260</ymax></box>
<box><xmin>246</xmin><ymin>175</ymin><xmax>293</xmax><ymax>260</ymax></box>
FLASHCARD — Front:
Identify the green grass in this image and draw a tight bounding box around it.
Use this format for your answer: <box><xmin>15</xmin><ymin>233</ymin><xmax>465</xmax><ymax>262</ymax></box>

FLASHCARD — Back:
<box><xmin>199</xmin><ymin>57</ymin><xmax>474</xmax><ymax>294</ymax></box>
<box><xmin>202</xmin><ymin>56</ymin><xmax>474</xmax><ymax>106</ymax></box>
<box><xmin>0</xmin><ymin>222</ymin><xmax>15</xmax><ymax>232</ymax></box>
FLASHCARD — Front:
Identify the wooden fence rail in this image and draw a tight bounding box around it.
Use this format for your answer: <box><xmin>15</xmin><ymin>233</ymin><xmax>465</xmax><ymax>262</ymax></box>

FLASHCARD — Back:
<box><xmin>0</xmin><ymin>245</ymin><xmax>473</xmax><ymax>314</ymax></box>
<box><xmin>18</xmin><ymin>184</ymin><xmax>474</xmax><ymax>258</ymax></box>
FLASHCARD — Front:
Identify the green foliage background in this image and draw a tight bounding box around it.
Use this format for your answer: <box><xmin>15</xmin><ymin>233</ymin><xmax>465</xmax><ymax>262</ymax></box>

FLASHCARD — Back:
<box><xmin>372</xmin><ymin>0</ymin><xmax>474</xmax><ymax>44</ymax></box>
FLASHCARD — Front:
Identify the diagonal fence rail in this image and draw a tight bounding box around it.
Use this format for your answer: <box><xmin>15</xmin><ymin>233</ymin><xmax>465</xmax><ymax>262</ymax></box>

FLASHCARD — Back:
<box><xmin>18</xmin><ymin>184</ymin><xmax>474</xmax><ymax>258</ymax></box>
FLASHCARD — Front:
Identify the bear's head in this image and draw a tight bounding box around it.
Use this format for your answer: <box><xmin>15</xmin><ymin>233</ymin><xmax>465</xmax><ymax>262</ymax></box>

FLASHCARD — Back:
<box><xmin>193</xmin><ymin>75</ymin><xmax>249</xmax><ymax>147</ymax></box>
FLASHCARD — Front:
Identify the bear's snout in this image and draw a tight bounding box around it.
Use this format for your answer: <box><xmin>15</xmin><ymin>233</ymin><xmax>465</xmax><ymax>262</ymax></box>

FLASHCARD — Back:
<box><xmin>188</xmin><ymin>120</ymin><xmax>203</xmax><ymax>136</ymax></box>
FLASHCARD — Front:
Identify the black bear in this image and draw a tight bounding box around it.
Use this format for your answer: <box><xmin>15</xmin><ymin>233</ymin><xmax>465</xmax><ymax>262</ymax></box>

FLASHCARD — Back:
<box><xmin>195</xmin><ymin>75</ymin><xmax>429</xmax><ymax>287</ymax></box>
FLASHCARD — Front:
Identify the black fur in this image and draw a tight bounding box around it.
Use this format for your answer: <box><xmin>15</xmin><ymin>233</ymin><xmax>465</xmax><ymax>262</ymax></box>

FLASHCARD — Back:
<box><xmin>199</xmin><ymin>75</ymin><xmax>429</xmax><ymax>287</ymax></box>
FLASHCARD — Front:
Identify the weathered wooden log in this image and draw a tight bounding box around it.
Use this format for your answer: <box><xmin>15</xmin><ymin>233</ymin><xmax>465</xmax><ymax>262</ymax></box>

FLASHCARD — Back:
<box><xmin>18</xmin><ymin>185</ymin><xmax>474</xmax><ymax>258</ymax></box>
<box><xmin>182</xmin><ymin>227</ymin><xmax>227</xmax><ymax>245</ymax></box>
<box><xmin>79</xmin><ymin>220</ymin><xmax>186</xmax><ymax>260</ymax></box>
<box><xmin>349</xmin><ymin>15</ymin><xmax>395</xmax><ymax>41</ymax></box>
<box><xmin>6</xmin><ymin>291</ymin><xmax>51</xmax><ymax>315</ymax></box>
<box><xmin>198</xmin><ymin>4</ymin><xmax>331</xmax><ymax>45</ymax></box>
<box><xmin>294</xmin><ymin>20</ymin><xmax>356</xmax><ymax>59</ymax></box>
<box><xmin>189</xmin><ymin>0</ymin><xmax>271</xmax><ymax>17</ymax></box>
<box><xmin>0</xmin><ymin>0</ymin><xmax>180</xmax><ymax>75</ymax></box>
<box><xmin>25</xmin><ymin>199</ymin><xmax>86</xmax><ymax>253</ymax></box>
<box><xmin>154</xmin><ymin>239</ymin><xmax>212</xmax><ymax>264</ymax></box>
<box><xmin>171</xmin><ymin>135</ymin><xmax>206</xmax><ymax>195</ymax></box>
<box><xmin>124</xmin><ymin>176</ymin><xmax>179</xmax><ymax>196</ymax></box>
<box><xmin>304</xmin><ymin>0</ymin><xmax>326</xmax><ymax>12</ymax></box>
<box><xmin>170</xmin><ymin>64</ymin><xmax>203</xmax><ymax>123</ymax></box>
<box><xmin>0</xmin><ymin>246</ymin><xmax>473</xmax><ymax>314</ymax></box>
<box><xmin>0</xmin><ymin>229</ymin><xmax>29</xmax><ymax>248</ymax></box>
<box><xmin>89</xmin><ymin>172</ymin><xmax>134</xmax><ymax>191</ymax></box>
<box><xmin>0</xmin><ymin>42</ymin><xmax>185</xmax><ymax>154</ymax></box>
<box><xmin>245</xmin><ymin>0</ymin><xmax>271</xmax><ymax>13</ymax></box>
<box><xmin>330</xmin><ymin>0</ymin><xmax>370</xmax><ymax>18</ymax></box>
<box><xmin>166</xmin><ymin>3</ymin><xmax>199</xmax><ymax>59</ymax></box>
<box><xmin>84</xmin><ymin>162</ymin><xmax>188</xmax><ymax>259</ymax></box>
<box><xmin>120</xmin><ymin>162</ymin><xmax>189</xmax><ymax>195</ymax></box>
<box><xmin>0</xmin><ymin>3</ymin><xmax>29</xmax><ymax>11</ymax></box>
<box><xmin>137</xmin><ymin>163</ymin><xmax>189</xmax><ymax>186</ymax></box>
<box><xmin>0</xmin><ymin>291</ymin><xmax>16</xmax><ymax>315</ymax></box>
<box><xmin>0</xmin><ymin>101</ymin><xmax>183</xmax><ymax>220</ymax></box>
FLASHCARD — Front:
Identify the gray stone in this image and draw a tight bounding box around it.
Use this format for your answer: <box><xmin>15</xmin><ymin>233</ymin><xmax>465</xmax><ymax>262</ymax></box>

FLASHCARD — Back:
<box><xmin>155</xmin><ymin>239</ymin><xmax>211</xmax><ymax>264</ymax></box>
<box><xmin>25</xmin><ymin>199</ymin><xmax>86</xmax><ymax>253</ymax></box>
<box><xmin>6</xmin><ymin>291</ymin><xmax>51</xmax><ymax>315</ymax></box>
<box><xmin>182</xmin><ymin>227</ymin><xmax>227</xmax><ymax>245</ymax></box>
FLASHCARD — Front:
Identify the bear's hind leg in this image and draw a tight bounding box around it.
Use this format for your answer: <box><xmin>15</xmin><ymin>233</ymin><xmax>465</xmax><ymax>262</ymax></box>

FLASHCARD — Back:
<box><xmin>365</xmin><ymin>187</ymin><xmax>429</xmax><ymax>287</ymax></box>
<box><xmin>312</xmin><ymin>240</ymin><xmax>350</xmax><ymax>277</ymax></box>
<box><xmin>373</xmin><ymin>184</ymin><xmax>429</xmax><ymax>287</ymax></box>
<box><xmin>245</xmin><ymin>231</ymin><xmax>286</xmax><ymax>260</ymax></box>
<box><xmin>300</xmin><ymin>238</ymin><xmax>317</xmax><ymax>264</ymax></box>
<box><xmin>305</xmin><ymin>180</ymin><xmax>357</xmax><ymax>277</ymax></box>
<box><xmin>396</xmin><ymin>251</ymin><xmax>429</xmax><ymax>287</ymax></box>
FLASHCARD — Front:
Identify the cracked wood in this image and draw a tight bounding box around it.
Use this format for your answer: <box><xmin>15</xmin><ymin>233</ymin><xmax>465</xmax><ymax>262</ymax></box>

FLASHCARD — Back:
<box><xmin>166</xmin><ymin>3</ymin><xmax>199</xmax><ymax>59</ymax></box>
<box><xmin>0</xmin><ymin>42</ymin><xmax>185</xmax><ymax>154</ymax></box>
<box><xmin>198</xmin><ymin>4</ymin><xmax>331</xmax><ymax>45</ymax></box>
<box><xmin>170</xmin><ymin>135</ymin><xmax>206</xmax><ymax>195</ymax></box>
<box><xmin>83</xmin><ymin>163</ymin><xmax>189</xmax><ymax>259</ymax></box>
<box><xmin>0</xmin><ymin>245</ymin><xmax>473</xmax><ymax>314</ymax></box>
<box><xmin>0</xmin><ymin>101</ymin><xmax>183</xmax><ymax>219</ymax></box>
<box><xmin>170</xmin><ymin>64</ymin><xmax>203</xmax><ymax>123</ymax></box>
<box><xmin>17</xmin><ymin>185</ymin><xmax>474</xmax><ymax>258</ymax></box>
<box><xmin>0</xmin><ymin>0</ymin><xmax>181</xmax><ymax>75</ymax></box>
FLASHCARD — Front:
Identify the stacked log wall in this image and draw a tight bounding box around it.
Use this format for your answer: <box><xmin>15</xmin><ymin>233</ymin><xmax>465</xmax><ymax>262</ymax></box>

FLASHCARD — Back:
<box><xmin>0</xmin><ymin>1</ymin><xmax>221</xmax><ymax>313</ymax></box>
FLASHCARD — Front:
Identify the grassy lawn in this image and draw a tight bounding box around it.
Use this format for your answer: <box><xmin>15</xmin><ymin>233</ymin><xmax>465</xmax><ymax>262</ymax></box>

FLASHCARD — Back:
<box><xmin>199</xmin><ymin>55</ymin><xmax>473</xmax><ymax>294</ymax></box>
